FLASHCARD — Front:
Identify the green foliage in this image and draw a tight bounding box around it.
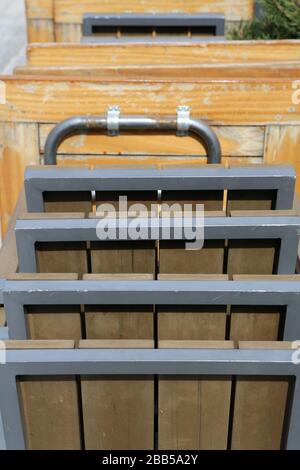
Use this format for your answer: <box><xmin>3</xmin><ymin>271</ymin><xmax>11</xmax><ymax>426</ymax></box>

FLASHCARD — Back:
<box><xmin>230</xmin><ymin>0</ymin><xmax>300</xmax><ymax>40</ymax></box>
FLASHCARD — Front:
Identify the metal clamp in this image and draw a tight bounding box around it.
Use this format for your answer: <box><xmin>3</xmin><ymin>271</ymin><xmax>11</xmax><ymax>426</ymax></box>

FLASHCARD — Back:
<box><xmin>107</xmin><ymin>106</ymin><xmax>120</xmax><ymax>136</ymax></box>
<box><xmin>44</xmin><ymin>109</ymin><xmax>222</xmax><ymax>165</ymax></box>
<box><xmin>177</xmin><ymin>106</ymin><xmax>191</xmax><ymax>137</ymax></box>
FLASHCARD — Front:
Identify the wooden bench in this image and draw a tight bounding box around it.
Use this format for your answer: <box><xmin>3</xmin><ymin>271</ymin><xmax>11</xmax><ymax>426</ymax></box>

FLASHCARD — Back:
<box><xmin>25</xmin><ymin>0</ymin><xmax>255</xmax><ymax>43</ymax></box>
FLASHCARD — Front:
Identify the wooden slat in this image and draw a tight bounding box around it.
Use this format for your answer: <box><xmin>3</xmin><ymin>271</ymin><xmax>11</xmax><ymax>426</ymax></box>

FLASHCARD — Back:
<box><xmin>16</xmin><ymin>340</ymin><xmax>81</xmax><ymax>450</ymax></box>
<box><xmin>231</xmin><ymin>341</ymin><xmax>291</xmax><ymax>450</ymax></box>
<box><xmin>83</xmin><ymin>274</ymin><xmax>154</xmax><ymax>340</ymax></box>
<box><xmin>54</xmin><ymin>1</ymin><xmax>254</xmax><ymax>24</ymax></box>
<box><xmin>0</xmin><ymin>189</ymin><xmax>26</xmax><ymax>278</ymax></box>
<box><xmin>80</xmin><ymin>340</ymin><xmax>154</xmax><ymax>450</ymax></box>
<box><xmin>26</xmin><ymin>41</ymin><xmax>300</xmax><ymax>67</ymax></box>
<box><xmin>25</xmin><ymin>1</ymin><xmax>54</xmax><ymax>42</ymax></box>
<box><xmin>158</xmin><ymin>340</ymin><xmax>233</xmax><ymax>450</ymax></box>
<box><xmin>0</xmin><ymin>123</ymin><xmax>39</xmax><ymax>236</ymax></box>
<box><xmin>15</xmin><ymin>63</ymin><xmax>300</xmax><ymax>79</ymax></box>
<box><xmin>0</xmin><ymin>78</ymin><xmax>299</xmax><ymax>125</ymax></box>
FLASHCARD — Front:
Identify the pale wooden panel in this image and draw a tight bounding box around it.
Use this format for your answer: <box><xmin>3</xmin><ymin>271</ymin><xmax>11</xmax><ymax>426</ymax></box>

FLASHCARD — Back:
<box><xmin>0</xmin><ymin>189</ymin><xmax>26</xmax><ymax>276</ymax></box>
<box><xmin>17</xmin><ymin>340</ymin><xmax>81</xmax><ymax>450</ymax></box>
<box><xmin>54</xmin><ymin>1</ymin><xmax>254</xmax><ymax>23</ymax></box>
<box><xmin>26</xmin><ymin>0</ymin><xmax>54</xmax><ymax>19</ymax></box>
<box><xmin>39</xmin><ymin>124</ymin><xmax>264</xmax><ymax>157</ymax></box>
<box><xmin>55</xmin><ymin>23</ymin><xmax>81</xmax><ymax>42</ymax></box>
<box><xmin>15</xmin><ymin>63</ymin><xmax>300</xmax><ymax>79</ymax></box>
<box><xmin>25</xmin><ymin>0</ymin><xmax>54</xmax><ymax>42</ymax></box>
<box><xmin>27</xmin><ymin>41</ymin><xmax>300</xmax><ymax>67</ymax></box>
<box><xmin>0</xmin><ymin>78</ymin><xmax>299</xmax><ymax>125</ymax></box>
<box><xmin>264</xmin><ymin>126</ymin><xmax>300</xmax><ymax>196</ymax></box>
<box><xmin>27</xmin><ymin>19</ymin><xmax>55</xmax><ymax>42</ymax></box>
<box><xmin>159</xmin><ymin>341</ymin><xmax>233</xmax><ymax>450</ymax></box>
<box><xmin>80</xmin><ymin>340</ymin><xmax>154</xmax><ymax>450</ymax></box>
<box><xmin>79</xmin><ymin>339</ymin><xmax>154</xmax><ymax>349</ymax></box>
<box><xmin>5</xmin><ymin>339</ymin><xmax>74</xmax><ymax>349</ymax></box>
<box><xmin>0</xmin><ymin>123</ymin><xmax>39</xmax><ymax>236</ymax></box>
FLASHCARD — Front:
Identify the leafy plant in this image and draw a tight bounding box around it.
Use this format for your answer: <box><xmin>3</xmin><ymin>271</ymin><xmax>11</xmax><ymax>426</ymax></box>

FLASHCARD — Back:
<box><xmin>230</xmin><ymin>0</ymin><xmax>300</xmax><ymax>40</ymax></box>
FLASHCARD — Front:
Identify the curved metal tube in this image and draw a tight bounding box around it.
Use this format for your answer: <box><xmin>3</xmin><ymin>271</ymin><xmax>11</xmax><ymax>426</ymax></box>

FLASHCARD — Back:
<box><xmin>44</xmin><ymin>115</ymin><xmax>221</xmax><ymax>165</ymax></box>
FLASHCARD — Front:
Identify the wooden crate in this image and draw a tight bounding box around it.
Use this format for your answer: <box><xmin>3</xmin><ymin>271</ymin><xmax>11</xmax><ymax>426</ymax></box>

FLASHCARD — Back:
<box><xmin>2</xmin><ymin>340</ymin><xmax>294</xmax><ymax>450</ymax></box>
<box><xmin>0</xmin><ymin>75</ymin><xmax>299</xmax><ymax>239</ymax></box>
<box><xmin>25</xmin><ymin>0</ymin><xmax>255</xmax><ymax>43</ymax></box>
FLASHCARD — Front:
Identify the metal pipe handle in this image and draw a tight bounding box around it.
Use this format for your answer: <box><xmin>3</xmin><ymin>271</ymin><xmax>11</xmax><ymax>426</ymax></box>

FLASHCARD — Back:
<box><xmin>44</xmin><ymin>107</ymin><xmax>221</xmax><ymax>165</ymax></box>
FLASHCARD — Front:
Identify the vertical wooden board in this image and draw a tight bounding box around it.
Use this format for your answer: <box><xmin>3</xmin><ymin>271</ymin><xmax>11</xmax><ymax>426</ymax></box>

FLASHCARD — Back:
<box><xmin>159</xmin><ymin>341</ymin><xmax>233</xmax><ymax>450</ymax></box>
<box><xmin>0</xmin><ymin>123</ymin><xmax>39</xmax><ymax>237</ymax></box>
<box><xmin>232</xmin><ymin>369</ymin><xmax>290</xmax><ymax>449</ymax></box>
<box><xmin>54</xmin><ymin>1</ymin><xmax>254</xmax><ymax>23</ymax></box>
<box><xmin>227</xmin><ymin>189</ymin><xmax>276</xmax><ymax>212</ymax></box>
<box><xmin>36</xmin><ymin>242</ymin><xmax>88</xmax><ymax>275</ymax></box>
<box><xmin>159</xmin><ymin>240</ymin><xmax>225</xmax><ymax>274</ymax></box>
<box><xmin>55</xmin><ymin>23</ymin><xmax>81</xmax><ymax>42</ymax></box>
<box><xmin>158</xmin><ymin>305</ymin><xmax>227</xmax><ymax>341</ymax></box>
<box><xmin>80</xmin><ymin>340</ymin><xmax>154</xmax><ymax>450</ymax></box>
<box><xmin>264</xmin><ymin>126</ymin><xmax>300</xmax><ymax>197</ymax></box>
<box><xmin>43</xmin><ymin>191</ymin><xmax>93</xmax><ymax>213</ymax></box>
<box><xmin>227</xmin><ymin>239</ymin><xmax>278</xmax><ymax>275</ymax></box>
<box><xmin>229</xmin><ymin>305</ymin><xmax>283</xmax><ymax>343</ymax></box>
<box><xmin>27</xmin><ymin>19</ymin><xmax>55</xmax><ymax>42</ymax></box>
<box><xmin>19</xmin><ymin>377</ymin><xmax>81</xmax><ymax>449</ymax></box>
<box><xmin>16</xmin><ymin>340</ymin><xmax>81</xmax><ymax>450</ymax></box>
<box><xmin>25</xmin><ymin>1</ymin><xmax>54</xmax><ymax>42</ymax></box>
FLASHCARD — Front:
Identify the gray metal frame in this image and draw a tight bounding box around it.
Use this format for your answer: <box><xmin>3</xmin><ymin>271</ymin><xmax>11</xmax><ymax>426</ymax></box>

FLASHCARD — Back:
<box><xmin>3</xmin><ymin>279</ymin><xmax>300</xmax><ymax>341</ymax></box>
<box><xmin>0</xmin><ymin>346</ymin><xmax>300</xmax><ymax>449</ymax></box>
<box><xmin>15</xmin><ymin>215</ymin><xmax>300</xmax><ymax>274</ymax></box>
<box><xmin>82</xmin><ymin>13</ymin><xmax>225</xmax><ymax>42</ymax></box>
<box><xmin>25</xmin><ymin>165</ymin><xmax>296</xmax><ymax>212</ymax></box>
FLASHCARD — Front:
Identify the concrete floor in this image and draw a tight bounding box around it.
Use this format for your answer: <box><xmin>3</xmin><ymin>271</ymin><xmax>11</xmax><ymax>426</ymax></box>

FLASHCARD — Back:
<box><xmin>0</xmin><ymin>0</ymin><xmax>27</xmax><ymax>74</ymax></box>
